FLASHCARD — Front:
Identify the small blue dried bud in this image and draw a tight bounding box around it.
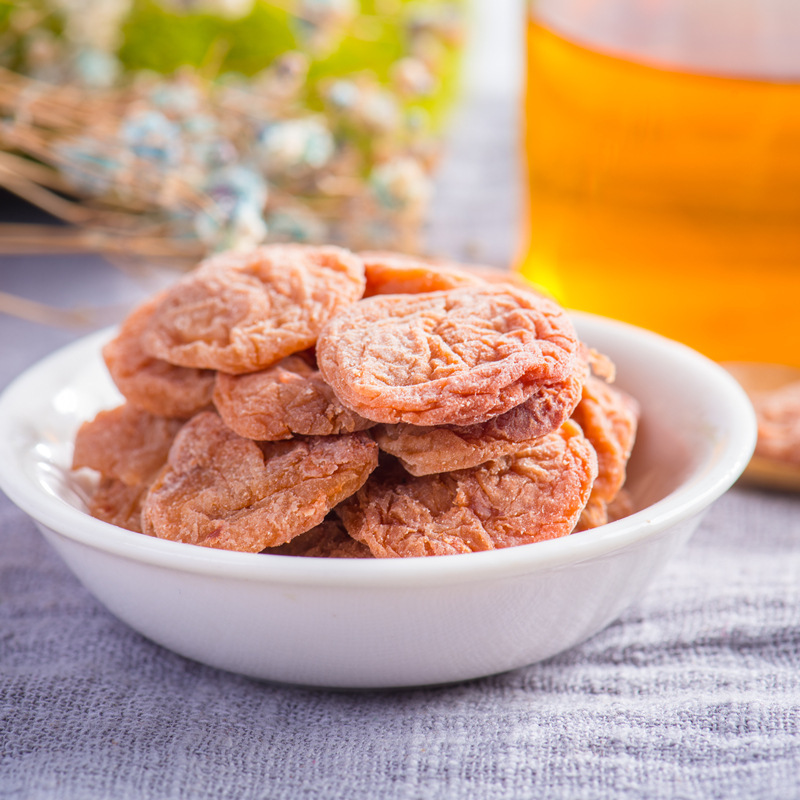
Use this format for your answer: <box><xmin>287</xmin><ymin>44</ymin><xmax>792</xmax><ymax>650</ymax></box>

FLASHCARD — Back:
<box><xmin>325</xmin><ymin>79</ymin><xmax>360</xmax><ymax>112</ymax></box>
<box><xmin>121</xmin><ymin>109</ymin><xmax>183</xmax><ymax>167</ymax></box>
<box><xmin>370</xmin><ymin>157</ymin><xmax>432</xmax><ymax>211</ymax></box>
<box><xmin>258</xmin><ymin>118</ymin><xmax>334</xmax><ymax>172</ymax></box>
<box><xmin>266</xmin><ymin>208</ymin><xmax>327</xmax><ymax>243</ymax></box>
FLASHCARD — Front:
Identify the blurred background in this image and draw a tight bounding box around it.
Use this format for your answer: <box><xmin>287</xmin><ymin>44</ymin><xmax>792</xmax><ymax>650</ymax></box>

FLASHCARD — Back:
<box><xmin>0</xmin><ymin>0</ymin><xmax>498</xmax><ymax>259</ymax></box>
<box><xmin>1</xmin><ymin>0</ymin><xmax>799</xmax><ymax>373</ymax></box>
<box><xmin>0</xmin><ymin>0</ymin><xmax>524</xmax><ymax>363</ymax></box>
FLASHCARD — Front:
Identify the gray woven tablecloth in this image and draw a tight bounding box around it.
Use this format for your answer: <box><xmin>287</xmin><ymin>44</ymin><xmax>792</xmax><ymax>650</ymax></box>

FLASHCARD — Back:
<box><xmin>2</xmin><ymin>97</ymin><xmax>800</xmax><ymax>800</ymax></box>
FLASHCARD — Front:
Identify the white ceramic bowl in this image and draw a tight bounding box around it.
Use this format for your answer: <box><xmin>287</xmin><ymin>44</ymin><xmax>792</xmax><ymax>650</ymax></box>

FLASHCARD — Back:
<box><xmin>0</xmin><ymin>313</ymin><xmax>756</xmax><ymax>689</ymax></box>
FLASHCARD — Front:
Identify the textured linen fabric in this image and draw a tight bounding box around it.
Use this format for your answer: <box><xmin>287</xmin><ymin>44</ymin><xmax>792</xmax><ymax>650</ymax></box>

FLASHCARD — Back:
<box><xmin>3</xmin><ymin>487</ymin><xmax>800</xmax><ymax>799</ymax></box>
<box><xmin>3</xmin><ymin>97</ymin><xmax>800</xmax><ymax>799</ymax></box>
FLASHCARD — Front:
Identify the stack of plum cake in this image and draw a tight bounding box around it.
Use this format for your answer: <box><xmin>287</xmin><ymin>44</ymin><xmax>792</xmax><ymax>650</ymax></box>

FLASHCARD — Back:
<box><xmin>72</xmin><ymin>245</ymin><xmax>638</xmax><ymax>558</ymax></box>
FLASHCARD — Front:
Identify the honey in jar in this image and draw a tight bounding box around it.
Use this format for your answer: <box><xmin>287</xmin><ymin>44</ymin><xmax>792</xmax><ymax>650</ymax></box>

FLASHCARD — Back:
<box><xmin>517</xmin><ymin>3</ymin><xmax>800</xmax><ymax>365</ymax></box>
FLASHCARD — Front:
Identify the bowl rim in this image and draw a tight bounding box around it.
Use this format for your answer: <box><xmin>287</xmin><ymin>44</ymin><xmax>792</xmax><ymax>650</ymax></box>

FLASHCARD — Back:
<box><xmin>0</xmin><ymin>312</ymin><xmax>757</xmax><ymax>589</ymax></box>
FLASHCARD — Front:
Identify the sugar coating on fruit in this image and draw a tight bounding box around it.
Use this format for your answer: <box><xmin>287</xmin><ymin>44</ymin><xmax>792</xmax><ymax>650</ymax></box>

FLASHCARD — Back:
<box><xmin>141</xmin><ymin>412</ymin><xmax>378</xmax><ymax>552</ymax></box>
<box><xmin>571</xmin><ymin>376</ymin><xmax>640</xmax><ymax>531</ymax></box>
<box><xmin>213</xmin><ymin>354</ymin><xmax>374</xmax><ymax>441</ymax></box>
<box><xmin>142</xmin><ymin>244</ymin><xmax>365</xmax><ymax>374</ymax></box>
<box><xmin>317</xmin><ymin>285</ymin><xmax>581</xmax><ymax>426</ymax></box>
<box><xmin>338</xmin><ymin>421</ymin><xmax>597</xmax><ymax>557</ymax></box>
<box><xmin>73</xmin><ymin>403</ymin><xmax>184</xmax><ymax>487</ymax></box>
<box><xmin>103</xmin><ymin>294</ymin><xmax>215</xmax><ymax>418</ymax></box>
<box><xmin>264</xmin><ymin>518</ymin><xmax>373</xmax><ymax>558</ymax></box>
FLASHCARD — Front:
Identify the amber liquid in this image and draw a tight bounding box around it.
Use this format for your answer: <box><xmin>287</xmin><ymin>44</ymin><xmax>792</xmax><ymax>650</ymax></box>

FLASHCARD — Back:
<box><xmin>518</xmin><ymin>23</ymin><xmax>800</xmax><ymax>365</ymax></box>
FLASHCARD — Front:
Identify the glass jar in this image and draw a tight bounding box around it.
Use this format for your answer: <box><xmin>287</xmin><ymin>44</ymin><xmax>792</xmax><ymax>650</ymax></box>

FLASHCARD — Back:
<box><xmin>517</xmin><ymin>0</ymin><xmax>800</xmax><ymax>365</ymax></box>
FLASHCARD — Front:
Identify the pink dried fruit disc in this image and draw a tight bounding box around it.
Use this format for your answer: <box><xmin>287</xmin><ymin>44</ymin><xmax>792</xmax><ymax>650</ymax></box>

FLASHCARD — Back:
<box><xmin>317</xmin><ymin>285</ymin><xmax>582</xmax><ymax>426</ymax></box>
<box><xmin>213</xmin><ymin>354</ymin><xmax>374</xmax><ymax>441</ymax></box>
<box><xmin>141</xmin><ymin>412</ymin><xmax>378</xmax><ymax>552</ymax></box>
<box><xmin>753</xmin><ymin>381</ymin><xmax>800</xmax><ymax>466</ymax></box>
<box><xmin>103</xmin><ymin>294</ymin><xmax>216</xmax><ymax>419</ymax></box>
<box><xmin>338</xmin><ymin>420</ymin><xmax>598</xmax><ymax>558</ymax></box>
<box><xmin>360</xmin><ymin>251</ymin><xmax>550</xmax><ymax>301</ymax></box>
<box><xmin>88</xmin><ymin>478</ymin><xmax>149</xmax><ymax>534</ymax></box>
<box><xmin>360</xmin><ymin>251</ymin><xmax>485</xmax><ymax>297</ymax></box>
<box><xmin>374</xmin><ymin>360</ymin><xmax>587</xmax><ymax>475</ymax></box>
<box><xmin>572</xmin><ymin>376</ymin><xmax>640</xmax><ymax>531</ymax></box>
<box><xmin>142</xmin><ymin>244</ymin><xmax>366</xmax><ymax>374</ymax></box>
<box><xmin>264</xmin><ymin>518</ymin><xmax>373</xmax><ymax>558</ymax></box>
<box><xmin>72</xmin><ymin>403</ymin><xmax>185</xmax><ymax>487</ymax></box>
